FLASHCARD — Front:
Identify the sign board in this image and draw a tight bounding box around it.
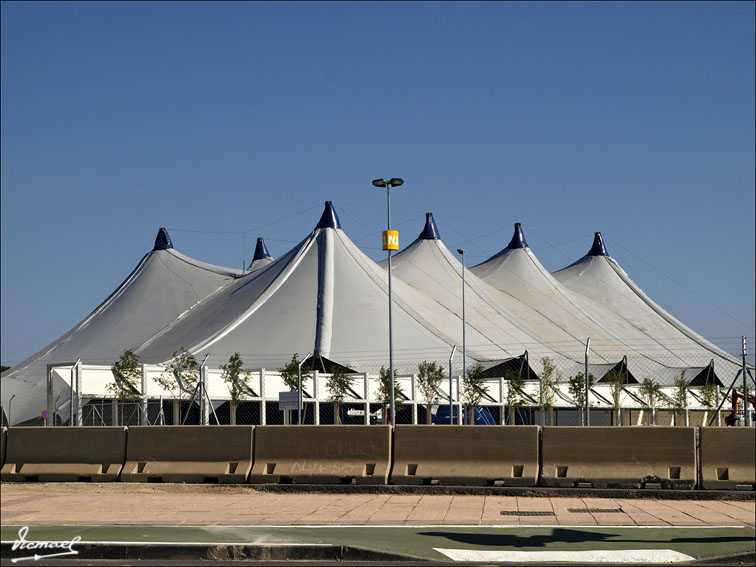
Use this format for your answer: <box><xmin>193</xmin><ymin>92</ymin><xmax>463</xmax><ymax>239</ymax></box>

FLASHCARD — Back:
<box><xmin>278</xmin><ymin>390</ymin><xmax>300</xmax><ymax>411</ymax></box>
<box><xmin>382</xmin><ymin>230</ymin><xmax>399</xmax><ymax>251</ymax></box>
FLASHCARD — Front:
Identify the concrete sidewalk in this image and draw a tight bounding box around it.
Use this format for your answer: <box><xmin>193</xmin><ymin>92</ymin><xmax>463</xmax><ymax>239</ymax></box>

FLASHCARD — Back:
<box><xmin>1</xmin><ymin>484</ymin><xmax>754</xmax><ymax>527</ymax></box>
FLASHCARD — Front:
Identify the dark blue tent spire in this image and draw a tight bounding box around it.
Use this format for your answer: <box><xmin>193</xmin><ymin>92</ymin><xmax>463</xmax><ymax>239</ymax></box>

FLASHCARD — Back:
<box><xmin>588</xmin><ymin>232</ymin><xmax>608</xmax><ymax>256</ymax></box>
<box><xmin>153</xmin><ymin>228</ymin><xmax>173</xmax><ymax>251</ymax></box>
<box><xmin>419</xmin><ymin>212</ymin><xmax>441</xmax><ymax>240</ymax></box>
<box><xmin>253</xmin><ymin>237</ymin><xmax>271</xmax><ymax>261</ymax></box>
<box><xmin>316</xmin><ymin>201</ymin><xmax>341</xmax><ymax>229</ymax></box>
<box><xmin>506</xmin><ymin>223</ymin><xmax>528</xmax><ymax>249</ymax></box>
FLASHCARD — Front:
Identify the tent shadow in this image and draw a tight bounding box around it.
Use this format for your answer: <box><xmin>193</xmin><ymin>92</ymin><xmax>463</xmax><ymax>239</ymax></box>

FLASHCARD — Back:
<box><xmin>417</xmin><ymin>529</ymin><xmax>616</xmax><ymax>548</ymax></box>
<box><xmin>416</xmin><ymin>529</ymin><xmax>755</xmax><ymax>549</ymax></box>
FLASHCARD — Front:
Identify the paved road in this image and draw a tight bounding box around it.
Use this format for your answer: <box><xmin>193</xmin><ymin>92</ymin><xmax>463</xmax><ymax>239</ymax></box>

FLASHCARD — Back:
<box><xmin>1</xmin><ymin>484</ymin><xmax>754</xmax><ymax>563</ymax></box>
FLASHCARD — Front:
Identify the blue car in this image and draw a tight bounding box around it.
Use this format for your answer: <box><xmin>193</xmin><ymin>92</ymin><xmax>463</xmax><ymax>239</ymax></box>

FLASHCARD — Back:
<box><xmin>432</xmin><ymin>406</ymin><xmax>496</xmax><ymax>425</ymax></box>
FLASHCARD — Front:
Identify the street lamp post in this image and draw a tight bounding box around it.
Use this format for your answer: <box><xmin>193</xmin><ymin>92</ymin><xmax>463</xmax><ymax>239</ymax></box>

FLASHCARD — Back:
<box><xmin>456</xmin><ymin>248</ymin><xmax>467</xmax><ymax>423</ymax></box>
<box><xmin>743</xmin><ymin>337</ymin><xmax>749</xmax><ymax>427</ymax></box>
<box><xmin>449</xmin><ymin>345</ymin><xmax>457</xmax><ymax>424</ymax></box>
<box><xmin>372</xmin><ymin>177</ymin><xmax>404</xmax><ymax>427</ymax></box>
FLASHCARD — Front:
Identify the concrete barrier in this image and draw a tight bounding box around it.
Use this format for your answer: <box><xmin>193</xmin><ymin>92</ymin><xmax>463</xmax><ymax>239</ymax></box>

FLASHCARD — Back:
<box><xmin>0</xmin><ymin>426</ymin><xmax>126</xmax><ymax>482</ymax></box>
<box><xmin>541</xmin><ymin>426</ymin><xmax>696</xmax><ymax>489</ymax></box>
<box><xmin>391</xmin><ymin>425</ymin><xmax>539</xmax><ymax>486</ymax></box>
<box><xmin>249</xmin><ymin>426</ymin><xmax>391</xmax><ymax>485</ymax></box>
<box><xmin>122</xmin><ymin>426</ymin><xmax>253</xmax><ymax>483</ymax></box>
<box><xmin>700</xmin><ymin>427</ymin><xmax>755</xmax><ymax>490</ymax></box>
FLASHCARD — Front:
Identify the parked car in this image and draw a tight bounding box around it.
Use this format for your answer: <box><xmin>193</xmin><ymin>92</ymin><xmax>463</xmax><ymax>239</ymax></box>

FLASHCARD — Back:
<box><xmin>432</xmin><ymin>405</ymin><xmax>496</xmax><ymax>425</ymax></box>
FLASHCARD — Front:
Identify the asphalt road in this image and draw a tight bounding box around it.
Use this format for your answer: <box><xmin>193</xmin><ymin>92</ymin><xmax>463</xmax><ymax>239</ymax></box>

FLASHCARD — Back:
<box><xmin>2</xmin><ymin>524</ymin><xmax>755</xmax><ymax>564</ymax></box>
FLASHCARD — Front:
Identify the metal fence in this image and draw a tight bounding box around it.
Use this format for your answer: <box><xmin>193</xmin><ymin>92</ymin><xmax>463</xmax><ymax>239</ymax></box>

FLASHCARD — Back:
<box><xmin>6</xmin><ymin>348</ymin><xmax>754</xmax><ymax>428</ymax></box>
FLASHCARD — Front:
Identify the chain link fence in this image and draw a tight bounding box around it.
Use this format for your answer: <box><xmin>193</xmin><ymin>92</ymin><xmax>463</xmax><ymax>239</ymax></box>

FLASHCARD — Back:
<box><xmin>4</xmin><ymin>348</ymin><xmax>754</xmax><ymax>427</ymax></box>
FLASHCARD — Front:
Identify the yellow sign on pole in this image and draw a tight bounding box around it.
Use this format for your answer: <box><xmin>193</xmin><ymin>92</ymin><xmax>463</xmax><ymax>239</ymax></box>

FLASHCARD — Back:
<box><xmin>382</xmin><ymin>230</ymin><xmax>399</xmax><ymax>251</ymax></box>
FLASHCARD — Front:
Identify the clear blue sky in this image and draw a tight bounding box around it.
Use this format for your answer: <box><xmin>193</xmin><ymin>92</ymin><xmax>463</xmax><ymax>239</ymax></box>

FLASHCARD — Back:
<box><xmin>2</xmin><ymin>1</ymin><xmax>754</xmax><ymax>366</ymax></box>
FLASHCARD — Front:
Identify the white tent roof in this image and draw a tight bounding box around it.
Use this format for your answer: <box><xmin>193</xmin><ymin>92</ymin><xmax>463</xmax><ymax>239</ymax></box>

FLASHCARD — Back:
<box><xmin>3</xmin><ymin>228</ymin><xmax>241</xmax><ymax>374</ymax></box>
<box><xmin>1</xmin><ymin>228</ymin><xmax>242</xmax><ymax>422</ymax></box>
<box><xmin>385</xmin><ymin>214</ymin><xmax>622</xmax><ymax>367</ymax></box>
<box><xmin>468</xmin><ymin>223</ymin><xmax>701</xmax><ymax>381</ymax></box>
<box><xmin>3</xmin><ymin>205</ymin><xmax>749</xmax><ymax>425</ymax></box>
<box><xmin>471</xmin><ymin>223</ymin><xmax>637</xmax><ymax>355</ymax></box>
<box><xmin>551</xmin><ymin>232</ymin><xmax>742</xmax><ymax>381</ymax></box>
<box><xmin>135</xmin><ymin>203</ymin><xmax>454</xmax><ymax>368</ymax></box>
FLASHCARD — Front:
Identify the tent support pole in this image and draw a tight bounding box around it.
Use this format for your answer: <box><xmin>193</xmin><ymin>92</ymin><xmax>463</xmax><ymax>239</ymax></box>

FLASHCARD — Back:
<box><xmin>584</xmin><ymin>338</ymin><xmax>590</xmax><ymax>427</ymax></box>
<box><xmin>260</xmin><ymin>369</ymin><xmax>266</xmax><ymax>426</ymax></box>
<box><xmin>313</xmin><ymin>371</ymin><xmax>320</xmax><ymax>425</ymax></box>
<box><xmin>743</xmin><ymin>337</ymin><xmax>750</xmax><ymax>426</ymax></box>
<box><xmin>140</xmin><ymin>364</ymin><xmax>147</xmax><ymax>426</ymax></box>
<box><xmin>364</xmin><ymin>373</ymin><xmax>370</xmax><ymax>426</ymax></box>
<box><xmin>46</xmin><ymin>364</ymin><xmax>55</xmax><ymax>426</ymax></box>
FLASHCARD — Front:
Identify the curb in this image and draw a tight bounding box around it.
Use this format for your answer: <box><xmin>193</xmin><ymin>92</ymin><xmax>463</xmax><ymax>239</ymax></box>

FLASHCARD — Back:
<box><xmin>2</xmin><ymin>481</ymin><xmax>753</xmax><ymax>500</ymax></box>
<box><xmin>250</xmin><ymin>483</ymin><xmax>755</xmax><ymax>500</ymax></box>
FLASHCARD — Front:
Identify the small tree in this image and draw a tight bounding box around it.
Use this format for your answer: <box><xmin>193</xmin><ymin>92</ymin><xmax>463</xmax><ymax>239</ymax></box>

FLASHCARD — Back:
<box><xmin>326</xmin><ymin>366</ymin><xmax>354</xmax><ymax>425</ymax></box>
<box><xmin>639</xmin><ymin>377</ymin><xmax>661</xmax><ymax>425</ymax></box>
<box><xmin>699</xmin><ymin>382</ymin><xmax>718</xmax><ymax>428</ymax></box>
<box><xmin>416</xmin><ymin>360</ymin><xmax>445</xmax><ymax>424</ymax></box>
<box><xmin>461</xmin><ymin>364</ymin><xmax>488</xmax><ymax>425</ymax></box>
<box><xmin>604</xmin><ymin>369</ymin><xmax>625</xmax><ymax>426</ymax></box>
<box><xmin>539</xmin><ymin>357</ymin><xmax>558</xmax><ymax>426</ymax></box>
<box><xmin>278</xmin><ymin>353</ymin><xmax>312</xmax><ymax>424</ymax></box>
<box><xmin>700</xmin><ymin>382</ymin><xmax>718</xmax><ymax>408</ymax></box>
<box><xmin>672</xmin><ymin>371</ymin><xmax>688</xmax><ymax>426</ymax></box>
<box><xmin>108</xmin><ymin>349</ymin><xmax>142</xmax><ymax>402</ymax></box>
<box><xmin>279</xmin><ymin>353</ymin><xmax>310</xmax><ymax>391</ymax></box>
<box><xmin>505</xmin><ymin>370</ymin><xmax>525</xmax><ymax>425</ymax></box>
<box><xmin>568</xmin><ymin>372</ymin><xmax>595</xmax><ymax>426</ymax></box>
<box><xmin>220</xmin><ymin>352</ymin><xmax>251</xmax><ymax>425</ymax></box>
<box><xmin>378</xmin><ymin>366</ymin><xmax>404</xmax><ymax>424</ymax></box>
<box><xmin>108</xmin><ymin>349</ymin><xmax>142</xmax><ymax>425</ymax></box>
<box><xmin>156</xmin><ymin>348</ymin><xmax>199</xmax><ymax>423</ymax></box>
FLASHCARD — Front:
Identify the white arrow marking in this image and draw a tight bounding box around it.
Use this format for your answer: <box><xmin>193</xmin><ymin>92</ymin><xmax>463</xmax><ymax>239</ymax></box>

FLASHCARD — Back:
<box><xmin>12</xmin><ymin>550</ymin><xmax>78</xmax><ymax>563</ymax></box>
<box><xmin>433</xmin><ymin>548</ymin><xmax>696</xmax><ymax>563</ymax></box>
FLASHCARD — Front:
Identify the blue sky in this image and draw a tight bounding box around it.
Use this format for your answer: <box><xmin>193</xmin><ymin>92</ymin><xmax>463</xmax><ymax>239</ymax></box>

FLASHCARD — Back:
<box><xmin>1</xmin><ymin>1</ymin><xmax>754</xmax><ymax>366</ymax></box>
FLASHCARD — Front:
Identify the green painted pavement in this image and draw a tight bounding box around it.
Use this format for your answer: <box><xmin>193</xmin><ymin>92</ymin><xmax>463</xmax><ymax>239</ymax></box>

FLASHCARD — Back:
<box><xmin>2</xmin><ymin>525</ymin><xmax>754</xmax><ymax>561</ymax></box>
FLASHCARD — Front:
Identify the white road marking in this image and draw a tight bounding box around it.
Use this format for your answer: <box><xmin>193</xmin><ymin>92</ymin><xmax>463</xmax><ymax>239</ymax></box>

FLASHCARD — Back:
<box><xmin>434</xmin><ymin>548</ymin><xmax>696</xmax><ymax>563</ymax></box>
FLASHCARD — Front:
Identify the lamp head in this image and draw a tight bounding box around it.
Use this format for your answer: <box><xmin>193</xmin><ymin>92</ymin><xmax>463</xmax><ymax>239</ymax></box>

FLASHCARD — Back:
<box><xmin>388</xmin><ymin>177</ymin><xmax>404</xmax><ymax>187</ymax></box>
<box><xmin>372</xmin><ymin>179</ymin><xmax>388</xmax><ymax>188</ymax></box>
<box><xmin>457</xmin><ymin>248</ymin><xmax>465</xmax><ymax>255</ymax></box>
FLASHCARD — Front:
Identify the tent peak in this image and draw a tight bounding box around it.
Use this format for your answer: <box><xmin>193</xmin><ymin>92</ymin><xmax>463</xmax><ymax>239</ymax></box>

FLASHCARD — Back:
<box><xmin>153</xmin><ymin>228</ymin><xmax>173</xmax><ymax>251</ymax></box>
<box><xmin>588</xmin><ymin>232</ymin><xmax>608</xmax><ymax>256</ymax></box>
<box><xmin>253</xmin><ymin>237</ymin><xmax>271</xmax><ymax>261</ymax></box>
<box><xmin>419</xmin><ymin>212</ymin><xmax>441</xmax><ymax>240</ymax></box>
<box><xmin>316</xmin><ymin>201</ymin><xmax>342</xmax><ymax>229</ymax></box>
<box><xmin>506</xmin><ymin>223</ymin><xmax>528</xmax><ymax>249</ymax></box>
